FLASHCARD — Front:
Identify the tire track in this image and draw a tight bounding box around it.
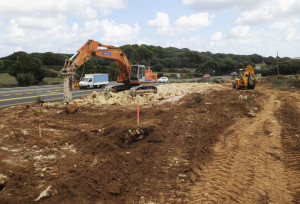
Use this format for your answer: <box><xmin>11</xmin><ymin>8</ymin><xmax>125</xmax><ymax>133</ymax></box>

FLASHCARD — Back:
<box><xmin>189</xmin><ymin>92</ymin><xmax>294</xmax><ymax>203</ymax></box>
<box><xmin>275</xmin><ymin>95</ymin><xmax>300</xmax><ymax>203</ymax></box>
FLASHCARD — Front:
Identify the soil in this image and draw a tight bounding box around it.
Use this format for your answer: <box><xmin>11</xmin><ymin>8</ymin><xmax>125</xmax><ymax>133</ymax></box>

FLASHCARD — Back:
<box><xmin>0</xmin><ymin>83</ymin><xmax>299</xmax><ymax>203</ymax></box>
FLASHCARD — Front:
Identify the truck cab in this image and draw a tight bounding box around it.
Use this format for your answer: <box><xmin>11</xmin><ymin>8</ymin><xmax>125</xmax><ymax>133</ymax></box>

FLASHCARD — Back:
<box><xmin>79</xmin><ymin>76</ymin><xmax>93</xmax><ymax>89</ymax></box>
<box><xmin>79</xmin><ymin>74</ymin><xmax>109</xmax><ymax>89</ymax></box>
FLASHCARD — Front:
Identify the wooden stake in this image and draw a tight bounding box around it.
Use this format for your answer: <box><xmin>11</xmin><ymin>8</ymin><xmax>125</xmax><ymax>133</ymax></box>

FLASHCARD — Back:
<box><xmin>39</xmin><ymin>124</ymin><xmax>41</xmax><ymax>137</ymax></box>
<box><xmin>137</xmin><ymin>103</ymin><xmax>140</xmax><ymax>126</ymax></box>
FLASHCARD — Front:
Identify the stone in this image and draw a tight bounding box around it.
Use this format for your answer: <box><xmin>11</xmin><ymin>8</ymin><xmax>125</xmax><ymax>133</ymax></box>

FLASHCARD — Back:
<box><xmin>64</xmin><ymin>104</ymin><xmax>79</xmax><ymax>114</ymax></box>
<box><xmin>0</xmin><ymin>173</ymin><xmax>8</xmax><ymax>191</ymax></box>
<box><xmin>108</xmin><ymin>181</ymin><xmax>122</xmax><ymax>195</ymax></box>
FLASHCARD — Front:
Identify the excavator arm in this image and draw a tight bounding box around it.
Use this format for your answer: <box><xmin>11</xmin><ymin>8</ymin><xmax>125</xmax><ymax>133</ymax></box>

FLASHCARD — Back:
<box><xmin>62</xmin><ymin>40</ymin><xmax>131</xmax><ymax>82</ymax></box>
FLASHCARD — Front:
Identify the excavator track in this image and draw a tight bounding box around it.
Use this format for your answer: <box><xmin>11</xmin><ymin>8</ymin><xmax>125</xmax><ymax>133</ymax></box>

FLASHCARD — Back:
<box><xmin>104</xmin><ymin>84</ymin><xmax>158</xmax><ymax>97</ymax></box>
<box><xmin>129</xmin><ymin>85</ymin><xmax>157</xmax><ymax>97</ymax></box>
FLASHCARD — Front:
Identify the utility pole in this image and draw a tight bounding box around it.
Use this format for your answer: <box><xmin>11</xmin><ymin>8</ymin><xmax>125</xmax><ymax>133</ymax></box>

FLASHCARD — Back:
<box><xmin>277</xmin><ymin>51</ymin><xmax>279</xmax><ymax>75</ymax></box>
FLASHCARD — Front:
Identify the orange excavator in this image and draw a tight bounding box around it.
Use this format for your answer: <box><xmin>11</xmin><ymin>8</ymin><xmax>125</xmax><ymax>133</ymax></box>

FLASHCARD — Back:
<box><xmin>61</xmin><ymin>40</ymin><xmax>157</xmax><ymax>102</ymax></box>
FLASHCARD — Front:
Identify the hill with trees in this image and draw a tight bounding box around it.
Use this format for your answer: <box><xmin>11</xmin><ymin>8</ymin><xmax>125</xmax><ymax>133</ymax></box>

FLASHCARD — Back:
<box><xmin>1</xmin><ymin>44</ymin><xmax>300</xmax><ymax>86</ymax></box>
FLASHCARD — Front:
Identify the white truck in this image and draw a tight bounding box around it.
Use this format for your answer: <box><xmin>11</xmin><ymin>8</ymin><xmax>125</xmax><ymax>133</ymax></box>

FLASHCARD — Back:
<box><xmin>79</xmin><ymin>74</ymin><xmax>109</xmax><ymax>89</ymax></box>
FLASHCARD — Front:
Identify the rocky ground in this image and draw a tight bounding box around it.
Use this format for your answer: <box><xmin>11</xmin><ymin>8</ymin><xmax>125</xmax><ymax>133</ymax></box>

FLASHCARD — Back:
<box><xmin>0</xmin><ymin>82</ymin><xmax>299</xmax><ymax>203</ymax></box>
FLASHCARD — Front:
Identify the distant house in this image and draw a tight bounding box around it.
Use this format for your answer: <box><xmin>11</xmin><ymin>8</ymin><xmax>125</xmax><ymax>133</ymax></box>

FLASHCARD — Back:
<box><xmin>294</xmin><ymin>57</ymin><xmax>300</xmax><ymax>60</ymax></box>
<box><xmin>255</xmin><ymin>65</ymin><xmax>261</xmax><ymax>69</ymax></box>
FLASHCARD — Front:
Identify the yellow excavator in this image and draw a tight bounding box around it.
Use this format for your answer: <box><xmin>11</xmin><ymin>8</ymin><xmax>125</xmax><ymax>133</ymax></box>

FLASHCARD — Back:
<box><xmin>232</xmin><ymin>64</ymin><xmax>256</xmax><ymax>89</ymax></box>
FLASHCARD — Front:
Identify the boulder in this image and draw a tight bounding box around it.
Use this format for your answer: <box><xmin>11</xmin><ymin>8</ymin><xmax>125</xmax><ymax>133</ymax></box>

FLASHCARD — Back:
<box><xmin>0</xmin><ymin>173</ymin><xmax>8</xmax><ymax>191</ymax></box>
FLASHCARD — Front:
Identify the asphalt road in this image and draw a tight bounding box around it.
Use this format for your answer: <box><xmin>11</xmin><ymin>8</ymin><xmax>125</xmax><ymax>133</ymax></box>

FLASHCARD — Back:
<box><xmin>0</xmin><ymin>85</ymin><xmax>105</xmax><ymax>109</ymax></box>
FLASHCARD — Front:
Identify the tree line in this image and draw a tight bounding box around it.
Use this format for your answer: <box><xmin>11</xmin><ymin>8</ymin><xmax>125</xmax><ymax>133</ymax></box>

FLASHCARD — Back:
<box><xmin>1</xmin><ymin>44</ymin><xmax>300</xmax><ymax>86</ymax></box>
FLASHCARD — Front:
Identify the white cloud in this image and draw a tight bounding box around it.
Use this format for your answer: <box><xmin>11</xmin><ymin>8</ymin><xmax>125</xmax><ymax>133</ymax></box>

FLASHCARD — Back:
<box><xmin>182</xmin><ymin>0</ymin><xmax>264</xmax><ymax>11</ymax></box>
<box><xmin>148</xmin><ymin>12</ymin><xmax>215</xmax><ymax>36</ymax></box>
<box><xmin>92</xmin><ymin>0</ymin><xmax>127</xmax><ymax>15</ymax></box>
<box><xmin>211</xmin><ymin>31</ymin><xmax>224</xmax><ymax>41</ymax></box>
<box><xmin>8</xmin><ymin>20</ymin><xmax>25</xmax><ymax>37</ymax></box>
<box><xmin>229</xmin><ymin>26</ymin><xmax>250</xmax><ymax>38</ymax></box>
<box><xmin>59</xmin><ymin>20</ymin><xmax>140</xmax><ymax>50</ymax></box>
<box><xmin>80</xmin><ymin>7</ymin><xmax>98</xmax><ymax>19</ymax></box>
<box><xmin>97</xmin><ymin>20</ymin><xmax>140</xmax><ymax>44</ymax></box>
<box><xmin>0</xmin><ymin>0</ymin><xmax>127</xmax><ymax>19</ymax></box>
<box><xmin>236</xmin><ymin>0</ymin><xmax>300</xmax><ymax>25</ymax></box>
<box><xmin>0</xmin><ymin>0</ymin><xmax>129</xmax><ymax>56</ymax></box>
<box><xmin>0</xmin><ymin>17</ymin><xmax>140</xmax><ymax>56</ymax></box>
<box><xmin>0</xmin><ymin>0</ymin><xmax>86</xmax><ymax>17</ymax></box>
<box><xmin>270</xmin><ymin>19</ymin><xmax>300</xmax><ymax>41</ymax></box>
<box><xmin>13</xmin><ymin>15</ymin><xmax>66</xmax><ymax>30</ymax></box>
<box><xmin>182</xmin><ymin>0</ymin><xmax>300</xmax><ymax>27</ymax></box>
<box><xmin>174</xmin><ymin>13</ymin><xmax>216</xmax><ymax>31</ymax></box>
<box><xmin>163</xmin><ymin>25</ymin><xmax>297</xmax><ymax>57</ymax></box>
<box><xmin>148</xmin><ymin>12</ymin><xmax>170</xmax><ymax>28</ymax></box>
<box><xmin>148</xmin><ymin>12</ymin><xmax>173</xmax><ymax>36</ymax></box>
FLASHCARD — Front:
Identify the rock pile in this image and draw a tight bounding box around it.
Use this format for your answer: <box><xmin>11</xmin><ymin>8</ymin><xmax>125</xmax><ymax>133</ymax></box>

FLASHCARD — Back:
<box><xmin>43</xmin><ymin>83</ymin><xmax>223</xmax><ymax>107</ymax></box>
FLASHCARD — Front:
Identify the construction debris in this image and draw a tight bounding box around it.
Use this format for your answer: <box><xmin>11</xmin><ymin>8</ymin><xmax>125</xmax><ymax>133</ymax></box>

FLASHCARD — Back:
<box><xmin>66</xmin><ymin>83</ymin><xmax>225</xmax><ymax>106</ymax></box>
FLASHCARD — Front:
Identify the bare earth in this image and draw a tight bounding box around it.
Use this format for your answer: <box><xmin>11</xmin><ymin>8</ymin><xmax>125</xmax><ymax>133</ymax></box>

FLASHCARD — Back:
<box><xmin>0</xmin><ymin>82</ymin><xmax>299</xmax><ymax>203</ymax></box>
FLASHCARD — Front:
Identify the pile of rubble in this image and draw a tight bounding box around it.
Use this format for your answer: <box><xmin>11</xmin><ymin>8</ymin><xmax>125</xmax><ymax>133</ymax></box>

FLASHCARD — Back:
<box><xmin>74</xmin><ymin>83</ymin><xmax>219</xmax><ymax>106</ymax></box>
<box><xmin>45</xmin><ymin>83</ymin><xmax>224</xmax><ymax>108</ymax></box>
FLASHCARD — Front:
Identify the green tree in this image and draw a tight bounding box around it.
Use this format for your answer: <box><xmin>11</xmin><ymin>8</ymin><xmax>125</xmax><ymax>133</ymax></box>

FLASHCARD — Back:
<box><xmin>120</xmin><ymin>45</ymin><xmax>135</xmax><ymax>59</ymax></box>
<box><xmin>249</xmin><ymin>54</ymin><xmax>263</xmax><ymax>63</ymax></box>
<box><xmin>8</xmin><ymin>52</ymin><xmax>45</xmax><ymax>86</ymax></box>
<box><xmin>152</xmin><ymin>63</ymin><xmax>164</xmax><ymax>72</ymax></box>
<box><xmin>137</xmin><ymin>45</ymin><xmax>154</xmax><ymax>61</ymax></box>
<box><xmin>157</xmin><ymin>73</ymin><xmax>164</xmax><ymax>78</ymax></box>
<box><xmin>0</xmin><ymin>59</ymin><xmax>4</xmax><ymax>72</ymax></box>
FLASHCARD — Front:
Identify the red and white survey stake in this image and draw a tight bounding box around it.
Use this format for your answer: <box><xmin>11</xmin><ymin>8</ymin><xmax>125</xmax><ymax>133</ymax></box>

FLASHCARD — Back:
<box><xmin>39</xmin><ymin>124</ymin><xmax>41</xmax><ymax>137</ymax></box>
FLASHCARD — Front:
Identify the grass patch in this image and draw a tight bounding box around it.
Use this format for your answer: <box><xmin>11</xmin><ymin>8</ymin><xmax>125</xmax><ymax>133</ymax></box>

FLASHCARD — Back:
<box><xmin>39</xmin><ymin>77</ymin><xmax>63</xmax><ymax>85</ymax></box>
<box><xmin>260</xmin><ymin>75</ymin><xmax>300</xmax><ymax>89</ymax></box>
<box><xmin>0</xmin><ymin>73</ymin><xmax>18</xmax><ymax>87</ymax></box>
<box><xmin>0</xmin><ymin>73</ymin><xmax>63</xmax><ymax>88</ymax></box>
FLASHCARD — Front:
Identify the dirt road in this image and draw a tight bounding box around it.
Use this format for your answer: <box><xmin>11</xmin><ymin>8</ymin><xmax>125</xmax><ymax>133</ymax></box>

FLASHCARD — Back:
<box><xmin>0</xmin><ymin>83</ymin><xmax>299</xmax><ymax>203</ymax></box>
<box><xmin>189</xmin><ymin>89</ymin><xmax>299</xmax><ymax>203</ymax></box>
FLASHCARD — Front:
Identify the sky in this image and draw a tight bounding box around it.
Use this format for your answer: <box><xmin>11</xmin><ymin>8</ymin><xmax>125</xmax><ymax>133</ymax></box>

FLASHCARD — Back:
<box><xmin>0</xmin><ymin>0</ymin><xmax>299</xmax><ymax>58</ymax></box>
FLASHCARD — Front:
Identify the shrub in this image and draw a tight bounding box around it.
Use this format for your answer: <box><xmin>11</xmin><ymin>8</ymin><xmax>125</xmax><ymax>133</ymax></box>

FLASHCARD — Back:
<box><xmin>16</xmin><ymin>73</ymin><xmax>35</xmax><ymax>86</ymax></box>
<box><xmin>43</xmin><ymin>68</ymin><xmax>58</xmax><ymax>78</ymax></box>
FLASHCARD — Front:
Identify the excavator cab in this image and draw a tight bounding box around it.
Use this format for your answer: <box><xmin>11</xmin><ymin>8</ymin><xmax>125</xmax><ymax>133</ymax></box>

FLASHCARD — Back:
<box><xmin>130</xmin><ymin>65</ymin><xmax>146</xmax><ymax>82</ymax></box>
<box><xmin>239</xmin><ymin>69</ymin><xmax>245</xmax><ymax>79</ymax></box>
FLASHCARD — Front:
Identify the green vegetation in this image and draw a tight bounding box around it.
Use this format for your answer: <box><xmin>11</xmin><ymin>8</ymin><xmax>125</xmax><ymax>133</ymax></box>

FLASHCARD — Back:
<box><xmin>119</xmin><ymin>45</ymin><xmax>300</xmax><ymax>78</ymax></box>
<box><xmin>0</xmin><ymin>73</ymin><xmax>17</xmax><ymax>87</ymax></box>
<box><xmin>0</xmin><ymin>73</ymin><xmax>62</xmax><ymax>87</ymax></box>
<box><xmin>7</xmin><ymin>52</ymin><xmax>45</xmax><ymax>86</ymax></box>
<box><xmin>1</xmin><ymin>44</ymin><xmax>300</xmax><ymax>88</ymax></box>
<box><xmin>260</xmin><ymin>75</ymin><xmax>300</xmax><ymax>89</ymax></box>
